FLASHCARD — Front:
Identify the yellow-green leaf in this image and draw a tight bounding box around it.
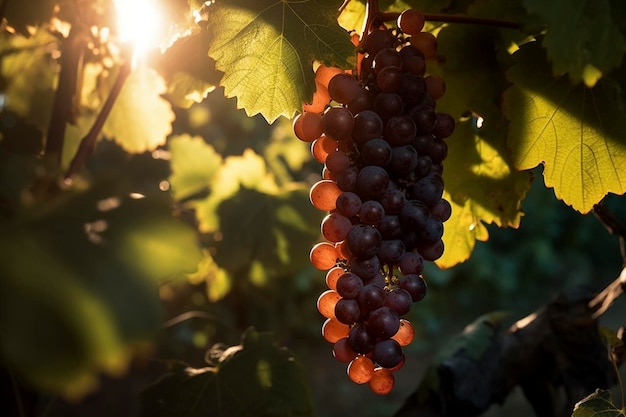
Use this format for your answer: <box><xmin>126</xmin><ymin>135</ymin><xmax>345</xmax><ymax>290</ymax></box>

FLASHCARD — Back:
<box><xmin>168</xmin><ymin>135</ymin><xmax>223</xmax><ymax>201</ymax></box>
<box><xmin>204</xmin><ymin>0</ymin><xmax>355</xmax><ymax>122</ymax></box>
<box><xmin>505</xmin><ymin>43</ymin><xmax>626</xmax><ymax>213</ymax></box>
<box><xmin>103</xmin><ymin>63</ymin><xmax>175</xmax><ymax>153</ymax></box>
<box><xmin>431</xmin><ymin>23</ymin><xmax>532</xmax><ymax>267</ymax></box>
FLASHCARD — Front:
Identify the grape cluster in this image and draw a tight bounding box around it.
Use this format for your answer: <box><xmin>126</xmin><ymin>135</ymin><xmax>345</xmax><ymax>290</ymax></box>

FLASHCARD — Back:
<box><xmin>295</xmin><ymin>9</ymin><xmax>454</xmax><ymax>394</ymax></box>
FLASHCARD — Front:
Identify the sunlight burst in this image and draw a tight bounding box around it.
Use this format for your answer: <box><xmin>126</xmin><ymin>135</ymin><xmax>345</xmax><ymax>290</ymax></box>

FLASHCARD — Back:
<box><xmin>114</xmin><ymin>0</ymin><xmax>164</xmax><ymax>58</ymax></box>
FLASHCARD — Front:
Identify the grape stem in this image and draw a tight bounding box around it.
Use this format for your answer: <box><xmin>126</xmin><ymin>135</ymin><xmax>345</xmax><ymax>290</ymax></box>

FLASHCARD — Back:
<box><xmin>359</xmin><ymin>0</ymin><xmax>520</xmax><ymax>44</ymax></box>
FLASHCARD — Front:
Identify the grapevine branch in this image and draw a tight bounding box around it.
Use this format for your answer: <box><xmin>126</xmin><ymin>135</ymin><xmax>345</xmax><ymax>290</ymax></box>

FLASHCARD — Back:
<box><xmin>358</xmin><ymin>0</ymin><xmax>520</xmax><ymax>38</ymax></box>
<box><xmin>44</xmin><ymin>24</ymin><xmax>87</xmax><ymax>159</ymax></box>
<box><xmin>65</xmin><ymin>58</ymin><xmax>131</xmax><ymax>179</ymax></box>
<box><xmin>395</xmin><ymin>275</ymin><xmax>625</xmax><ymax>417</ymax></box>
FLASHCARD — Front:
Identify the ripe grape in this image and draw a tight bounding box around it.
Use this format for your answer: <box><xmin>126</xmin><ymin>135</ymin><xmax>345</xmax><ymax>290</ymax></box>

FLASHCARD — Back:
<box><xmin>309</xmin><ymin>180</ymin><xmax>342</xmax><ymax>211</ymax></box>
<box><xmin>310</xmin><ymin>242</ymin><xmax>339</xmax><ymax>270</ymax></box>
<box><xmin>322</xmin><ymin>318</ymin><xmax>351</xmax><ymax>343</ymax></box>
<box><xmin>398</xmin><ymin>9</ymin><xmax>425</xmax><ymax>35</ymax></box>
<box><xmin>317</xmin><ymin>290</ymin><xmax>342</xmax><ymax>318</ymax></box>
<box><xmin>368</xmin><ymin>367</ymin><xmax>395</xmax><ymax>395</ymax></box>
<box><xmin>333</xmin><ymin>337</ymin><xmax>358</xmax><ymax>363</ymax></box>
<box><xmin>336</xmin><ymin>272</ymin><xmax>364</xmax><ymax>299</ymax></box>
<box><xmin>347</xmin><ymin>355</ymin><xmax>375</xmax><ymax>384</ymax></box>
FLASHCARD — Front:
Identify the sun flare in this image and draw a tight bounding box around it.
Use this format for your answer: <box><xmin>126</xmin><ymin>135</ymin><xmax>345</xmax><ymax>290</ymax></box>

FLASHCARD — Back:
<box><xmin>114</xmin><ymin>0</ymin><xmax>164</xmax><ymax>58</ymax></box>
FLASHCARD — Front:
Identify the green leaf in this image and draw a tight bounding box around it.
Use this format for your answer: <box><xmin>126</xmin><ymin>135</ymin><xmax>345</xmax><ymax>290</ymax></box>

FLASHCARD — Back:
<box><xmin>522</xmin><ymin>0</ymin><xmax>626</xmax><ymax>86</ymax></box>
<box><xmin>572</xmin><ymin>389</ymin><xmax>626</xmax><ymax>417</ymax></box>
<box><xmin>0</xmin><ymin>28</ymin><xmax>58</xmax><ymax>129</ymax></box>
<box><xmin>103</xmin><ymin>63</ymin><xmax>175</xmax><ymax>153</ymax></box>
<box><xmin>430</xmin><ymin>21</ymin><xmax>532</xmax><ymax>267</ymax></box>
<box><xmin>140</xmin><ymin>328</ymin><xmax>314</xmax><ymax>417</ymax></box>
<box><xmin>152</xmin><ymin>28</ymin><xmax>223</xmax><ymax>109</ymax></box>
<box><xmin>190</xmin><ymin>149</ymin><xmax>280</xmax><ymax>233</ymax></box>
<box><xmin>0</xmin><ymin>187</ymin><xmax>201</xmax><ymax>398</ymax></box>
<box><xmin>168</xmin><ymin>135</ymin><xmax>223</xmax><ymax>201</ymax></box>
<box><xmin>204</xmin><ymin>0</ymin><xmax>355</xmax><ymax>122</ymax></box>
<box><xmin>504</xmin><ymin>43</ymin><xmax>626</xmax><ymax>213</ymax></box>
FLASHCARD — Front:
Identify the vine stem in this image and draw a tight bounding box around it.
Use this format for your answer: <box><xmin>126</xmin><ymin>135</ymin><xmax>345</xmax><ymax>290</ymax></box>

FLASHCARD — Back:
<box><xmin>44</xmin><ymin>24</ymin><xmax>87</xmax><ymax>160</ymax></box>
<box><xmin>64</xmin><ymin>57</ymin><xmax>132</xmax><ymax>180</ymax></box>
<box><xmin>359</xmin><ymin>0</ymin><xmax>521</xmax><ymax>42</ymax></box>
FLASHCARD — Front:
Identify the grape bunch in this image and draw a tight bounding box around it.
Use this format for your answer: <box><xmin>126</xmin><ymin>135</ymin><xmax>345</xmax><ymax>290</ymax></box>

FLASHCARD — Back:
<box><xmin>294</xmin><ymin>9</ymin><xmax>454</xmax><ymax>394</ymax></box>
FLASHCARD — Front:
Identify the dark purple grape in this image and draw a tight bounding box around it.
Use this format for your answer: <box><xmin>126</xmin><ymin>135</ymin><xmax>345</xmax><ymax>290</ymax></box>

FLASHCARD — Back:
<box><xmin>325</xmin><ymin>149</ymin><xmax>350</xmax><ymax>173</ymax></box>
<box><xmin>409</xmin><ymin>105</ymin><xmax>437</xmax><ymax>134</ymax></box>
<box><xmin>336</xmin><ymin>192</ymin><xmax>362</xmax><ymax>217</ymax></box>
<box><xmin>385</xmin><ymin>115</ymin><xmax>417</xmax><ymax>146</ymax></box>
<box><xmin>418</xmin><ymin>239</ymin><xmax>444</xmax><ymax>261</ymax></box>
<box><xmin>399</xmin><ymin>274</ymin><xmax>427</xmax><ymax>302</ymax></box>
<box><xmin>336</xmin><ymin>166</ymin><xmax>358</xmax><ymax>191</ymax></box>
<box><xmin>322</xmin><ymin>107</ymin><xmax>354</xmax><ymax>141</ymax></box>
<box><xmin>363</xmin><ymin>29</ymin><xmax>396</xmax><ymax>56</ymax></box>
<box><xmin>358</xmin><ymin>200</ymin><xmax>385</xmax><ymax>225</ymax></box>
<box><xmin>428</xmin><ymin>138</ymin><xmax>448</xmax><ymax>164</ymax></box>
<box><xmin>421</xmin><ymin>216</ymin><xmax>444</xmax><ymax>243</ymax></box>
<box><xmin>347</xmin><ymin>89</ymin><xmax>374</xmax><ymax>114</ymax></box>
<box><xmin>328</xmin><ymin>73</ymin><xmax>361</xmax><ymax>104</ymax></box>
<box><xmin>356</xmin><ymin>165</ymin><xmax>389</xmax><ymax>200</ymax></box>
<box><xmin>415</xmin><ymin>155</ymin><xmax>432</xmax><ymax>178</ymax></box>
<box><xmin>335</xmin><ymin>298</ymin><xmax>361</xmax><ymax>324</ymax></box>
<box><xmin>378</xmin><ymin>215</ymin><xmax>402</xmax><ymax>239</ymax></box>
<box><xmin>399</xmin><ymin>44</ymin><xmax>424</xmax><ymax>59</ymax></box>
<box><xmin>399</xmin><ymin>252</ymin><xmax>424</xmax><ymax>275</ymax></box>
<box><xmin>358</xmin><ymin>284</ymin><xmax>386</xmax><ymax>313</ymax></box>
<box><xmin>403</xmin><ymin>54</ymin><xmax>426</xmax><ymax>75</ymax></box>
<box><xmin>399</xmin><ymin>199</ymin><xmax>429</xmax><ymax>230</ymax></box>
<box><xmin>401</xmin><ymin>230</ymin><xmax>419</xmax><ymax>251</ymax></box>
<box><xmin>413</xmin><ymin>174</ymin><xmax>444</xmax><ymax>207</ymax></box>
<box><xmin>389</xmin><ymin>145</ymin><xmax>418</xmax><ymax>177</ymax></box>
<box><xmin>373</xmin><ymin>48</ymin><xmax>403</xmax><ymax>73</ymax></box>
<box><xmin>380</xmin><ymin>189</ymin><xmax>406</xmax><ymax>215</ymax></box>
<box><xmin>346</xmin><ymin>224</ymin><xmax>382</xmax><ymax>258</ymax></box>
<box><xmin>353</xmin><ymin>110</ymin><xmax>384</xmax><ymax>144</ymax></box>
<box><xmin>411</xmin><ymin>133</ymin><xmax>433</xmax><ymax>154</ymax></box>
<box><xmin>348</xmin><ymin>323</ymin><xmax>375</xmax><ymax>354</ymax></box>
<box><xmin>367</xmin><ymin>306</ymin><xmax>400</xmax><ymax>339</ymax></box>
<box><xmin>399</xmin><ymin>73</ymin><xmax>427</xmax><ymax>107</ymax></box>
<box><xmin>431</xmin><ymin>198</ymin><xmax>452</xmax><ymax>222</ymax></box>
<box><xmin>368</xmin><ymin>272</ymin><xmax>386</xmax><ymax>288</ymax></box>
<box><xmin>360</xmin><ymin>138</ymin><xmax>392</xmax><ymax>167</ymax></box>
<box><xmin>377</xmin><ymin>66</ymin><xmax>403</xmax><ymax>93</ymax></box>
<box><xmin>378</xmin><ymin>239</ymin><xmax>405</xmax><ymax>264</ymax></box>
<box><xmin>373</xmin><ymin>93</ymin><xmax>403</xmax><ymax>122</ymax></box>
<box><xmin>336</xmin><ymin>272</ymin><xmax>363</xmax><ymax>299</ymax></box>
<box><xmin>384</xmin><ymin>288</ymin><xmax>413</xmax><ymax>316</ymax></box>
<box><xmin>373</xmin><ymin>339</ymin><xmax>403</xmax><ymax>368</ymax></box>
<box><xmin>350</xmin><ymin>256</ymin><xmax>381</xmax><ymax>281</ymax></box>
<box><xmin>432</xmin><ymin>112</ymin><xmax>455</xmax><ymax>139</ymax></box>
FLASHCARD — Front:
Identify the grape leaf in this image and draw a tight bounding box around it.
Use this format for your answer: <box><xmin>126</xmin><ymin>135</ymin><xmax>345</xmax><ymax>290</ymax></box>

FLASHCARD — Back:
<box><xmin>0</xmin><ymin>186</ymin><xmax>202</xmax><ymax>398</ymax></box>
<box><xmin>204</xmin><ymin>0</ymin><xmax>355</xmax><ymax>122</ymax></box>
<box><xmin>190</xmin><ymin>149</ymin><xmax>280</xmax><ymax>232</ymax></box>
<box><xmin>431</xmin><ymin>22</ymin><xmax>532</xmax><ymax>267</ymax></box>
<box><xmin>0</xmin><ymin>28</ymin><xmax>58</xmax><ymax>129</ymax></box>
<box><xmin>572</xmin><ymin>389</ymin><xmax>626</xmax><ymax>417</ymax></box>
<box><xmin>523</xmin><ymin>0</ymin><xmax>626</xmax><ymax>87</ymax></box>
<box><xmin>168</xmin><ymin>134</ymin><xmax>223</xmax><ymax>201</ymax></box>
<box><xmin>103</xmin><ymin>63</ymin><xmax>175</xmax><ymax>153</ymax></box>
<box><xmin>171</xmin><ymin>145</ymin><xmax>320</xmax><ymax>291</ymax></box>
<box><xmin>151</xmin><ymin>28</ymin><xmax>223</xmax><ymax>109</ymax></box>
<box><xmin>504</xmin><ymin>43</ymin><xmax>626</xmax><ymax>213</ymax></box>
<box><xmin>140</xmin><ymin>328</ymin><xmax>313</xmax><ymax>417</ymax></box>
